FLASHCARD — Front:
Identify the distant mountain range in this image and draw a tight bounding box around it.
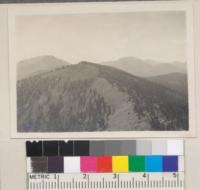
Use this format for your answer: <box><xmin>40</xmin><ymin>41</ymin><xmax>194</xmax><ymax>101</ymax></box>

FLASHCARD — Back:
<box><xmin>17</xmin><ymin>56</ymin><xmax>188</xmax><ymax>132</ymax></box>
<box><xmin>17</xmin><ymin>55</ymin><xmax>69</xmax><ymax>80</ymax></box>
<box><xmin>102</xmin><ymin>57</ymin><xmax>186</xmax><ymax>77</ymax></box>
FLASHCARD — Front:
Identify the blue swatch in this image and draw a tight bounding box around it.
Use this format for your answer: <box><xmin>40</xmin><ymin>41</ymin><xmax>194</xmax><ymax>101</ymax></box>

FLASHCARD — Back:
<box><xmin>163</xmin><ymin>156</ymin><xmax>178</xmax><ymax>172</ymax></box>
<box><xmin>145</xmin><ymin>156</ymin><xmax>162</xmax><ymax>172</ymax></box>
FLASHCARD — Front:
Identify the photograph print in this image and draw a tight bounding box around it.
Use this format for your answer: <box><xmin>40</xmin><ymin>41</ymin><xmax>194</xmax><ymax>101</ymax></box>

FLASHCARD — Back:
<box><xmin>9</xmin><ymin>2</ymin><xmax>195</xmax><ymax>137</ymax></box>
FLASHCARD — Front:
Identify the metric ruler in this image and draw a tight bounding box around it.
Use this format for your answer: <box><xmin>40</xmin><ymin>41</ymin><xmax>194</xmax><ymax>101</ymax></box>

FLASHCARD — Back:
<box><xmin>26</xmin><ymin>140</ymin><xmax>184</xmax><ymax>190</ymax></box>
<box><xmin>27</xmin><ymin>172</ymin><xmax>184</xmax><ymax>190</ymax></box>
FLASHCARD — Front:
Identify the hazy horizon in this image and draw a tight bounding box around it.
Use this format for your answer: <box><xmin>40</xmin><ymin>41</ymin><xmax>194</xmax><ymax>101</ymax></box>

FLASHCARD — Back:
<box><xmin>17</xmin><ymin>54</ymin><xmax>187</xmax><ymax>66</ymax></box>
<box><xmin>16</xmin><ymin>11</ymin><xmax>186</xmax><ymax>64</ymax></box>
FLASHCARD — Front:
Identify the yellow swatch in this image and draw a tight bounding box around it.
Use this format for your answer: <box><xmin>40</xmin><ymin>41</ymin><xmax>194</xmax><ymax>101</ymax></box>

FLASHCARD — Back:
<box><xmin>112</xmin><ymin>156</ymin><xmax>128</xmax><ymax>172</ymax></box>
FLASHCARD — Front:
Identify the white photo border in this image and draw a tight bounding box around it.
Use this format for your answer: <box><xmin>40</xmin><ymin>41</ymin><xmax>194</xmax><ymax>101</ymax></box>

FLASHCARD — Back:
<box><xmin>8</xmin><ymin>1</ymin><xmax>196</xmax><ymax>138</ymax></box>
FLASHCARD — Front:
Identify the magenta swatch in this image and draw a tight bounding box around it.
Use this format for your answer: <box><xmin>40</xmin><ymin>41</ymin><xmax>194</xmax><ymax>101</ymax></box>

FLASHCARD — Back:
<box><xmin>80</xmin><ymin>156</ymin><xmax>97</xmax><ymax>172</ymax></box>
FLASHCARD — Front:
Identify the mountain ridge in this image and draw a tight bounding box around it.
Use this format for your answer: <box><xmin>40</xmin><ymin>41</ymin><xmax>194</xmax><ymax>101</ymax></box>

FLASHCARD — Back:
<box><xmin>147</xmin><ymin>72</ymin><xmax>188</xmax><ymax>96</ymax></box>
<box><xmin>17</xmin><ymin>60</ymin><xmax>188</xmax><ymax>132</ymax></box>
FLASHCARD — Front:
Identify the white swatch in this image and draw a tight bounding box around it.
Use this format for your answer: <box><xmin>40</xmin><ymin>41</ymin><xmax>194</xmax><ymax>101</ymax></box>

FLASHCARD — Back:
<box><xmin>167</xmin><ymin>140</ymin><xmax>184</xmax><ymax>155</ymax></box>
<box><xmin>64</xmin><ymin>157</ymin><xmax>80</xmax><ymax>173</ymax></box>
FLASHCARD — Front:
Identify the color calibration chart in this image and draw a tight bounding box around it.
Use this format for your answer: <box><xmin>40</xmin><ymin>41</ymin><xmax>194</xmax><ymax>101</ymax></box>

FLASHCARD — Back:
<box><xmin>26</xmin><ymin>140</ymin><xmax>184</xmax><ymax>190</ymax></box>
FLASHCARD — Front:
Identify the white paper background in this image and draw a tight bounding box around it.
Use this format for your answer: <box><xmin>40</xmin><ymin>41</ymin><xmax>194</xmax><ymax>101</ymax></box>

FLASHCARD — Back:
<box><xmin>0</xmin><ymin>1</ymin><xmax>200</xmax><ymax>189</ymax></box>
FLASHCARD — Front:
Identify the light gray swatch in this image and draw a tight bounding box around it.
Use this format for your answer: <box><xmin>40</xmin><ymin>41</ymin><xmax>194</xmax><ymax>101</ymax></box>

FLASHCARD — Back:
<box><xmin>136</xmin><ymin>140</ymin><xmax>152</xmax><ymax>155</ymax></box>
<box><xmin>152</xmin><ymin>140</ymin><xmax>167</xmax><ymax>155</ymax></box>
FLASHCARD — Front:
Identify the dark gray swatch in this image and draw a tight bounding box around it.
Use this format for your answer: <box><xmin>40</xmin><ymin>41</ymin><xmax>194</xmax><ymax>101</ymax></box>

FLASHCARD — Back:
<box><xmin>90</xmin><ymin>141</ymin><xmax>105</xmax><ymax>156</ymax></box>
<box><xmin>104</xmin><ymin>140</ymin><xmax>121</xmax><ymax>155</ymax></box>
<box><xmin>31</xmin><ymin>157</ymin><xmax>48</xmax><ymax>173</ymax></box>
<box><xmin>120</xmin><ymin>140</ymin><xmax>136</xmax><ymax>155</ymax></box>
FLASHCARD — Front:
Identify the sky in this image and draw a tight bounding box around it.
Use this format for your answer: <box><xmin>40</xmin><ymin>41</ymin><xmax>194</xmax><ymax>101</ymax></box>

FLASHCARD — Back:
<box><xmin>15</xmin><ymin>11</ymin><xmax>186</xmax><ymax>64</ymax></box>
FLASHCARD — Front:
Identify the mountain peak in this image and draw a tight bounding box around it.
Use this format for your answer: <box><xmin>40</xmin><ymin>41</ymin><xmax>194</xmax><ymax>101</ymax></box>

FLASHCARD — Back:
<box><xmin>78</xmin><ymin>60</ymin><xmax>89</xmax><ymax>64</ymax></box>
<box><xmin>17</xmin><ymin>55</ymin><xmax>69</xmax><ymax>80</ymax></box>
<box><xmin>18</xmin><ymin>55</ymin><xmax>69</xmax><ymax>65</ymax></box>
<box><xmin>78</xmin><ymin>61</ymin><xmax>95</xmax><ymax>65</ymax></box>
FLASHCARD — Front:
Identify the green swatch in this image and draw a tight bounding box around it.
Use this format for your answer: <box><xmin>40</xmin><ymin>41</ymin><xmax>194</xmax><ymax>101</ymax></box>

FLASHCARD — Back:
<box><xmin>129</xmin><ymin>156</ymin><xmax>145</xmax><ymax>172</ymax></box>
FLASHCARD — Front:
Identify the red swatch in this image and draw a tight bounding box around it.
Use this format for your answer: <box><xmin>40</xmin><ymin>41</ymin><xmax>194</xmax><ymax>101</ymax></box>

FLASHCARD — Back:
<box><xmin>97</xmin><ymin>156</ymin><xmax>112</xmax><ymax>172</ymax></box>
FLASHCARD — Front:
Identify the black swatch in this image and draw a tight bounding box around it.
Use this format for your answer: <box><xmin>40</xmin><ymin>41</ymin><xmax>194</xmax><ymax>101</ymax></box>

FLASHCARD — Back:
<box><xmin>74</xmin><ymin>141</ymin><xmax>89</xmax><ymax>156</ymax></box>
<box><xmin>43</xmin><ymin>141</ymin><xmax>59</xmax><ymax>156</ymax></box>
<box><xmin>59</xmin><ymin>141</ymin><xmax>73</xmax><ymax>156</ymax></box>
<box><xmin>26</xmin><ymin>141</ymin><xmax>42</xmax><ymax>157</ymax></box>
